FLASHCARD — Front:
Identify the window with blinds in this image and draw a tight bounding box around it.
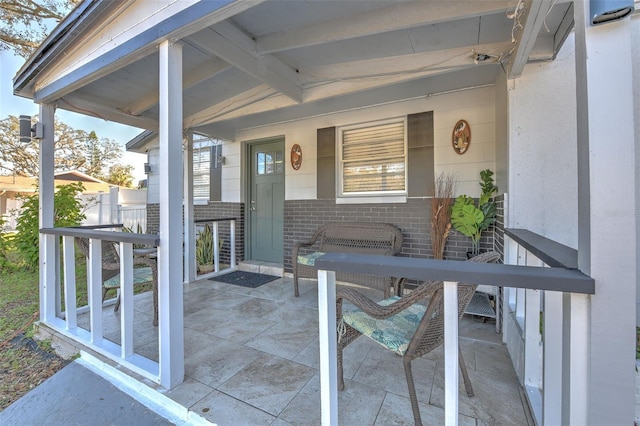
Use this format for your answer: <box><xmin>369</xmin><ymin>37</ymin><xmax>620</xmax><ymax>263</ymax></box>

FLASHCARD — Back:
<box><xmin>193</xmin><ymin>146</ymin><xmax>211</xmax><ymax>199</ymax></box>
<box><xmin>339</xmin><ymin>119</ymin><xmax>406</xmax><ymax>195</ymax></box>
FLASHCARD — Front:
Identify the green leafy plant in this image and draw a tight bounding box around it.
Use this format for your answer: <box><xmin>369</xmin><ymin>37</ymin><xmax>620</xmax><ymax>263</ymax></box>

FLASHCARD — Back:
<box><xmin>122</xmin><ymin>223</ymin><xmax>146</xmax><ymax>249</ymax></box>
<box><xmin>451</xmin><ymin>169</ymin><xmax>498</xmax><ymax>255</ymax></box>
<box><xmin>14</xmin><ymin>182</ymin><xmax>86</xmax><ymax>266</ymax></box>
<box><xmin>195</xmin><ymin>224</ymin><xmax>214</xmax><ymax>271</ymax></box>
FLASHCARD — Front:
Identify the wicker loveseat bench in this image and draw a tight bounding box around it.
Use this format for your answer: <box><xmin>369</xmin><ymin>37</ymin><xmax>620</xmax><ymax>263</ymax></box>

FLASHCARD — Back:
<box><xmin>292</xmin><ymin>222</ymin><xmax>403</xmax><ymax>298</ymax></box>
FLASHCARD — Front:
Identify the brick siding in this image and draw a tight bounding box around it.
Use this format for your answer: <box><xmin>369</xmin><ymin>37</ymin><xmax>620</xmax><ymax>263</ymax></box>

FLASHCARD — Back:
<box><xmin>146</xmin><ymin>202</ymin><xmax>245</xmax><ymax>265</ymax></box>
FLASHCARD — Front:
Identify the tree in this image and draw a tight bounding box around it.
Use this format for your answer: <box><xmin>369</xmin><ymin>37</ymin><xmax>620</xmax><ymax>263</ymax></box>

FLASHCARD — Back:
<box><xmin>0</xmin><ymin>0</ymin><xmax>80</xmax><ymax>57</ymax></box>
<box><xmin>0</xmin><ymin>115</ymin><xmax>135</xmax><ymax>186</ymax></box>
<box><xmin>105</xmin><ymin>164</ymin><xmax>135</xmax><ymax>188</ymax></box>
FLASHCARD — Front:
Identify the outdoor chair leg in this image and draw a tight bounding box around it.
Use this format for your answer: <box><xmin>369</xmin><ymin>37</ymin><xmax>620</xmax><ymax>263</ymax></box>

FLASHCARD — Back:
<box><xmin>337</xmin><ymin>345</ymin><xmax>345</xmax><ymax>391</ymax></box>
<box><xmin>403</xmin><ymin>357</ymin><xmax>423</xmax><ymax>426</ymax></box>
<box><xmin>459</xmin><ymin>344</ymin><xmax>474</xmax><ymax>397</ymax></box>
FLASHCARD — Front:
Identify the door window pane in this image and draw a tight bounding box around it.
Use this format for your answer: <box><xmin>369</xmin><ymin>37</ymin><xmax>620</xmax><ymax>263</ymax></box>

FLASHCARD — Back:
<box><xmin>257</xmin><ymin>150</ymin><xmax>283</xmax><ymax>175</ymax></box>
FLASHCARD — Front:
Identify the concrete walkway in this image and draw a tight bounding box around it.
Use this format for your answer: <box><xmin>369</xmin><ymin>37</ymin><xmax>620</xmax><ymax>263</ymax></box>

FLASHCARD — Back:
<box><xmin>0</xmin><ymin>361</ymin><xmax>175</xmax><ymax>426</ymax></box>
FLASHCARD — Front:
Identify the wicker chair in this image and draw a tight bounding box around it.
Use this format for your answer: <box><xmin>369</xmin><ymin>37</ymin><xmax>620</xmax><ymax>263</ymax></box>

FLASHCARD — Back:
<box><xmin>336</xmin><ymin>251</ymin><xmax>500</xmax><ymax>426</ymax></box>
<box><xmin>292</xmin><ymin>222</ymin><xmax>403</xmax><ymax>297</ymax></box>
<box><xmin>75</xmin><ymin>238</ymin><xmax>158</xmax><ymax>326</ymax></box>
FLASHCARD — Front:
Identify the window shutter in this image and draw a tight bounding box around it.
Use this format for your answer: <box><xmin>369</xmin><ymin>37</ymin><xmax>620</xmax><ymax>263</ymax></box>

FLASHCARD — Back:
<box><xmin>317</xmin><ymin>127</ymin><xmax>336</xmax><ymax>199</ymax></box>
<box><xmin>407</xmin><ymin>112</ymin><xmax>434</xmax><ymax>197</ymax></box>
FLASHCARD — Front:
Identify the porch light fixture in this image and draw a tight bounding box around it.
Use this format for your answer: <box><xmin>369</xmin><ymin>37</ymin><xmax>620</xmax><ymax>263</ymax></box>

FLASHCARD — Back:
<box><xmin>590</xmin><ymin>0</ymin><xmax>634</xmax><ymax>25</ymax></box>
<box><xmin>19</xmin><ymin>115</ymin><xmax>43</xmax><ymax>142</ymax></box>
<box><xmin>473</xmin><ymin>53</ymin><xmax>492</xmax><ymax>64</ymax></box>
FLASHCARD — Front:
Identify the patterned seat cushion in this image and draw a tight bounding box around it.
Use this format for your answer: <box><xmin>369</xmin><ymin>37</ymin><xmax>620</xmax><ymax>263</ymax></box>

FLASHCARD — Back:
<box><xmin>297</xmin><ymin>251</ymin><xmax>325</xmax><ymax>266</ymax></box>
<box><xmin>103</xmin><ymin>267</ymin><xmax>153</xmax><ymax>289</ymax></box>
<box><xmin>342</xmin><ymin>296</ymin><xmax>426</xmax><ymax>356</ymax></box>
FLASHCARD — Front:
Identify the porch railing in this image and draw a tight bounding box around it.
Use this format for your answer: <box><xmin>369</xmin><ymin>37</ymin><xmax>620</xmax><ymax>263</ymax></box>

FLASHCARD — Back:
<box><xmin>315</xmin><ymin>238</ymin><xmax>594</xmax><ymax>426</ymax></box>
<box><xmin>40</xmin><ymin>226</ymin><xmax>160</xmax><ymax>383</ymax></box>
<box><xmin>502</xmin><ymin>228</ymin><xmax>584</xmax><ymax>426</ymax></box>
<box><xmin>117</xmin><ymin>205</ymin><xmax>147</xmax><ymax>232</ymax></box>
<box><xmin>194</xmin><ymin>217</ymin><xmax>236</xmax><ymax>279</ymax></box>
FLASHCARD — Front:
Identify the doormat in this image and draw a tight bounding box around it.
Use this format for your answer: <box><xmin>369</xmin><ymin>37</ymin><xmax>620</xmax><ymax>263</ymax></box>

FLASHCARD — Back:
<box><xmin>210</xmin><ymin>270</ymin><xmax>279</xmax><ymax>288</ymax></box>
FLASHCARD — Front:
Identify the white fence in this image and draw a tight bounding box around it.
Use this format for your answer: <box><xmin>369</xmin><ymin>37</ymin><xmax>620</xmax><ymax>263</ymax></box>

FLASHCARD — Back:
<box><xmin>84</xmin><ymin>187</ymin><xmax>147</xmax><ymax>231</ymax></box>
<box><xmin>4</xmin><ymin>186</ymin><xmax>147</xmax><ymax>232</ymax></box>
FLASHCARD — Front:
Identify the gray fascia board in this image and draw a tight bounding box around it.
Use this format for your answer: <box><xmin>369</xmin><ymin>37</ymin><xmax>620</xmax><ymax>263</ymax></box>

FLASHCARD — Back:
<box><xmin>33</xmin><ymin>0</ymin><xmax>235</xmax><ymax>103</ymax></box>
<box><xmin>315</xmin><ymin>253</ymin><xmax>595</xmax><ymax>294</ymax></box>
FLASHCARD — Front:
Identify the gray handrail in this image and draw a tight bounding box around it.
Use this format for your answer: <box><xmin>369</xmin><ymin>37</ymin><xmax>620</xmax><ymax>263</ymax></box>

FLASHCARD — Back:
<box><xmin>40</xmin><ymin>226</ymin><xmax>159</xmax><ymax>246</ymax></box>
<box><xmin>315</xmin><ymin>252</ymin><xmax>594</xmax><ymax>294</ymax></box>
<box><xmin>505</xmin><ymin>228</ymin><xmax>578</xmax><ymax>269</ymax></box>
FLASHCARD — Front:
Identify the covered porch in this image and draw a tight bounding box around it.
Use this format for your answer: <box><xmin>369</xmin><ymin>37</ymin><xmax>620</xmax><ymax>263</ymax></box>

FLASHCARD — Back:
<box><xmin>49</xmin><ymin>273</ymin><xmax>532</xmax><ymax>425</ymax></box>
<box><xmin>13</xmin><ymin>0</ymin><xmax>639</xmax><ymax>424</ymax></box>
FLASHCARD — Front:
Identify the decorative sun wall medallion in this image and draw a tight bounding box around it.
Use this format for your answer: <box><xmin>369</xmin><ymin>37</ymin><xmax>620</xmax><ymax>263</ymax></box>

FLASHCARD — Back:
<box><xmin>290</xmin><ymin>144</ymin><xmax>302</xmax><ymax>170</ymax></box>
<box><xmin>452</xmin><ymin>119</ymin><xmax>471</xmax><ymax>155</ymax></box>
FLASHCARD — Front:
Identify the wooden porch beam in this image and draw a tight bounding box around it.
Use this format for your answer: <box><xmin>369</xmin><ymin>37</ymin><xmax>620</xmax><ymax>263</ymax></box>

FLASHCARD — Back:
<box><xmin>186</xmin><ymin>23</ymin><xmax>303</xmax><ymax>103</ymax></box>
<box><xmin>58</xmin><ymin>95</ymin><xmax>159</xmax><ymax>131</ymax></box>
<box><xmin>125</xmin><ymin>57</ymin><xmax>231</xmax><ymax>116</ymax></box>
<box><xmin>508</xmin><ymin>0</ymin><xmax>554</xmax><ymax>78</ymax></box>
<box><xmin>197</xmin><ymin>41</ymin><xmax>511</xmax><ymax>125</ymax></box>
<box><xmin>184</xmin><ymin>84</ymin><xmax>280</xmax><ymax>128</ymax></box>
<box><xmin>256</xmin><ymin>1</ymin><xmax>517</xmax><ymax>54</ymax></box>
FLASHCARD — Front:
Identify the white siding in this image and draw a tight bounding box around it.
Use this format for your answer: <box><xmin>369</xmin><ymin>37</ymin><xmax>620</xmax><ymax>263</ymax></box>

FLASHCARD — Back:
<box><xmin>235</xmin><ymin>85</ymin><xmax>497</xmax><ymax>201</ymax></box>
<box><xmin>507</xmin><ymin>34</ymin><xmax>578</xmax><ymax>249</ymax></box>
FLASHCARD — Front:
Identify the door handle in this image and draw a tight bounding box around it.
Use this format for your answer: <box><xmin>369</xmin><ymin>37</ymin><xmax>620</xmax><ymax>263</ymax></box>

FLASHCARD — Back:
<box><xmin>250</xmin><ymin>200</ymin><xmax>256</xmax><ymax>211</ymax></box>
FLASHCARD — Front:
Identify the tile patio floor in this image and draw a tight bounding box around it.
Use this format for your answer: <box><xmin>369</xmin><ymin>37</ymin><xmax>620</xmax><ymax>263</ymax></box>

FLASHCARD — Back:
<box><xmin>79</xmin><ymin>276</ymin><xmax>533</xmax><ymax>426</ymax></box>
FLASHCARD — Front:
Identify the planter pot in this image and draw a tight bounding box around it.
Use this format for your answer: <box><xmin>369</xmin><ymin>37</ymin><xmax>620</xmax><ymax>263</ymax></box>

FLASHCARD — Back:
<box><xmin>198</xmin><ymin>264</ymin><xmax>214</xmax><ymax>274</ymax></box>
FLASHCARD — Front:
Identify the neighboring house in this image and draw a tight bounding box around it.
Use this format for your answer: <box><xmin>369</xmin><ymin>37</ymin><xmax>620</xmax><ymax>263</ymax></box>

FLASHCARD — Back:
<box><xmin>11</xmin><ymin>1</ymin><xmax>639</xmax><ymax>424</ymax></box>
<box><xmin>0</xmin><ymin>170</ymin><xmax>112</xmax><ymax>230</ymax></box>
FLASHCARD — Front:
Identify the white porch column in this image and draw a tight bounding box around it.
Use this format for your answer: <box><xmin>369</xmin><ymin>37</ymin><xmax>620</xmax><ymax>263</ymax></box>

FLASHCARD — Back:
<box><xmin>158</xmin><ymin>40</ymin><xmax>185</xmax><ymax>389</ymax></box>
<box><xmin>317</xmin><ymin>269</ymin><xmax>338</xmax><ymax>426</ymax></box>
<box><xmin>184</xmin><ymin>130</ymin><xmax>196</xmax><ymax>283</ymax></box>
<box><xmin>574</xmin><ymin>2</ymin><xmax>636</xmax><ymax>424</ymax></box>
<box><xmin>38</xmin><ymin>103</ymin><xmax>56</xmax><ymax>323</ymax></box>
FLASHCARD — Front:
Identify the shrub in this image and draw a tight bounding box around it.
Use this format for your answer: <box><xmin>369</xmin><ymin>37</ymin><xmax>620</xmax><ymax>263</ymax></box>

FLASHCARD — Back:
<box><xmin>0</xmin><ymin>216</ymin><xmax>12</xmax><ymax>270</ymax></box>
<box><xmin>14</xmin><ymin>182</ymin><xmax>86</xmax><ymax>266</ymax></box>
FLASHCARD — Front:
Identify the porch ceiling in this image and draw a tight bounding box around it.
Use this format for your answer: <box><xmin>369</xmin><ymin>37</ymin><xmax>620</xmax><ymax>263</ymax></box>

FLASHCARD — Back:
<box><xmin>14</xmin><ymin>0</ymin><xmax>574</xmax><ymax>144</ymax></box>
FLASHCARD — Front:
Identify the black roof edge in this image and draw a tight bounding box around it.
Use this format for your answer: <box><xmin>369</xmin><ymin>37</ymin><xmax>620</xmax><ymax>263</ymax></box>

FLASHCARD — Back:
<box><xmin>13</xmin><ymin>0</ymin><xmax>117</xmax><ymax>96</ymax></box>
<box><xmin>126</xmin><ymin>130</ymin><xmax>156</xmax><ymax>152</ymax></box>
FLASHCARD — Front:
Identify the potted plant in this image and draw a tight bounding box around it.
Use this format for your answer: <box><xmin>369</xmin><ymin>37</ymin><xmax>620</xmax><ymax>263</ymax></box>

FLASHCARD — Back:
<box><xmin>196</xmin><ymin>224</ymin><xmax>214</xmax><ymax>273</ymax></box>
<box><xmin>451</xmin><ymin>169</ymin><xmax>498</xmax><ymax>255</ymax></box>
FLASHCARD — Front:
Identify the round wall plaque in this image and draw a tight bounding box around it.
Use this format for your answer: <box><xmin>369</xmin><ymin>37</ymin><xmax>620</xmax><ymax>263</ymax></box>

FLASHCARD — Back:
<box><xmin>452</xmin><ymin>119</ymin><xmax>471</xmax><ymax>155</ymax></box>
<box><xmin>291</xmin><ymin>144</ymin><xmax>302</xmax><ymax>170</ymax></box>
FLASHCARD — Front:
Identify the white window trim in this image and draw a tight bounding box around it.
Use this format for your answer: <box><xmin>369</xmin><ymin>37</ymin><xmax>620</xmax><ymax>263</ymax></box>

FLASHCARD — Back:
<box><xmin>336</xmin><ymin>117</ymin><xmax>408</xmax><ymax>203</ymax></box>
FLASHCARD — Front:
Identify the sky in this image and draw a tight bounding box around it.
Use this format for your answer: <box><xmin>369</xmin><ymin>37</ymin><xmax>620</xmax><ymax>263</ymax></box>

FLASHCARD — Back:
<box><xmin>0</xmin><ymin>50</ymin><xmax>147</xmax><ymax>182</ymax></box>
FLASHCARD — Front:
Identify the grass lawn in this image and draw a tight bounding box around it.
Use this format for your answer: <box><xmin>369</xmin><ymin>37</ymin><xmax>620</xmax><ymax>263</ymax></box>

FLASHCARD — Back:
<box><xmin>0</xmin><ymin>251</ymin><xmax>69</xmax><ymax>411</ymax></box>
<box><xmin>0</xmin><ymin>247</ymin><xmax>153</xmax><ymax>411</ymax></box>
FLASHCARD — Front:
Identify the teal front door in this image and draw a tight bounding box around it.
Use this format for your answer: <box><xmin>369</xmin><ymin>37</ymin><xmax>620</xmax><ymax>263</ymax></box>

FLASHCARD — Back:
<box><xmin>249</xmin><ymin>140</ymin><xmax>284</xmax><ymax>262</ymax></box>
